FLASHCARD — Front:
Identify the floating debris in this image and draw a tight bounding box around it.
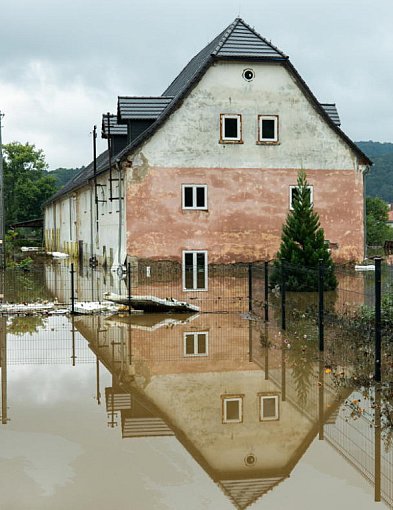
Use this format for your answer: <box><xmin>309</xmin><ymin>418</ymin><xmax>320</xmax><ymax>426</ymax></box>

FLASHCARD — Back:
<box><xmin>104</xmin><ymin>292</ymin><xmax>200</xmax><ymax>313</ymax></box>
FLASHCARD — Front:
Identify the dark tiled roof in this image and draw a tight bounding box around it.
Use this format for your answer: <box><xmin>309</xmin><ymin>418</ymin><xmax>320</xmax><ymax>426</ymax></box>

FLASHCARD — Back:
<box><xmin>102</xmin><ymin>114</ymin><xmax>128</xmax><ymax>138</ymax></box>
<box><xmin>320</xmin><ymin>104</ymin><xmax>341</xmax><ymax>127</ymax></box>
<box><xmin>117</xmin><ymin>96</ymin><xmax>173</xmax><ymax>121</ymax></box>
<box><xmin>44</xmin><ymin>150</ymin><xmax>108</xmax><ymax>205</ymax></box>
<box><xmin>47</xmin><ymin>17</ymin><xmax>371</xmax><ymax>204</ymax></box>
<box><xmin>163</xmin><ymin>18</ymin><xmax>286</xmax><ymax>98</ymax></box>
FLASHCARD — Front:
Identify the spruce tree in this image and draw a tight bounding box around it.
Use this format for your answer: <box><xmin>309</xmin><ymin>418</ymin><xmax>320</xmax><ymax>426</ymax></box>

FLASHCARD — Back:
<box><xmin>272</xmin><ymin>170</ymin><xmax>337</xmax><ymax>291</ymax></box>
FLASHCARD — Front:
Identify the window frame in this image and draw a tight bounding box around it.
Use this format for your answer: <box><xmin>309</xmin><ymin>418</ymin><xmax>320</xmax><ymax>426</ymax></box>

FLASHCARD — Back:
<box><xmin>220</xmin><ymin>114</ymin><xmax>243</xmax><ymax>144</ymax></box>
<box><xmin>289</xmin><ymin>185</ymin><xmax>314</xmax><ymax>210</ymax></box>
<box><xmin>257</xmin><ymin>115</ymin><xmax>279</xmax><ymax>144</ymax></box>
<box><xmin>183</xmin><ymin>331</ymin><xmax>209</xmax><ymax>357</ymax></box>
<box><xmin>182</xmin><ymin>250</ymin><xmax>208</xmax><ymax>291</ymax></box>
<box><xmin>258</xmin><ymin>393</ymin><xmax>280</xmax><ymax>421</ymax></box>
<box><xmin>222</xmin><ymin>395</ymin><xmax>244</xmax><ymax>424</ymax></box>
<box><xmin>182</xmin><ymin>184</ymin><xmax>208</xmax><ymax>210</ymax></box>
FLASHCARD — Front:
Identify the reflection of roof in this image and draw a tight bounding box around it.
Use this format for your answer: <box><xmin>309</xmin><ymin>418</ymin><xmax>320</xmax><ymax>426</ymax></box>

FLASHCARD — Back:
<box><xmin>77</xmin><ymin>316</ymin><xmax>348</xmax><ymax>510</ymax></box>
<box><xmin>220</xmin><ymin>477</ymin><xmax>285</xmax><ymax>510</ymax></box>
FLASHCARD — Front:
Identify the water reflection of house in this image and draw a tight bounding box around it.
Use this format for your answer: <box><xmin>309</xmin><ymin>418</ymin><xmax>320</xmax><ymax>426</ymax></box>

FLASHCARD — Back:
<box><xmin>75</xmin><ymin>313</ymin><xmax>347</xmax><ymax>509</ymax></box>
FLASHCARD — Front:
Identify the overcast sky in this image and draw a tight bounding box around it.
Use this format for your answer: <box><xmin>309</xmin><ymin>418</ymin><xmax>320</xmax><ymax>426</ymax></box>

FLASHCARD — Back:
<box><xmin>0</xmin><ymin>0</ymin><xmax>392</xmax><ymax>170</ymax></box>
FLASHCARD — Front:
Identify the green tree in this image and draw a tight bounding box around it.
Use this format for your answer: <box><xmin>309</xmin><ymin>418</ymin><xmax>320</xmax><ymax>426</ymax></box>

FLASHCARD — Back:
<box><xmin>366</xmin><ymin>197</ymin><xmax>392</xmax><ymax>246</ymax></box>
<box><xmin>271</xmin><ymin>170</ymin><xmax>337</xmax><ymax>291</ymax></box>
<box><xmin>3</xmin><ymin>142</ymin><xmax>56</xmax><ymax>227</ymax></box>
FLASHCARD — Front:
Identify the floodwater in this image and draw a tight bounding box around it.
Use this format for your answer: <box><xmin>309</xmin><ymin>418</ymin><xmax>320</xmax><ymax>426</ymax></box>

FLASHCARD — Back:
<box><xmin>0</xmin><ymin>311</ymin><xmax>392</xmax><ymax>510</ymax></box>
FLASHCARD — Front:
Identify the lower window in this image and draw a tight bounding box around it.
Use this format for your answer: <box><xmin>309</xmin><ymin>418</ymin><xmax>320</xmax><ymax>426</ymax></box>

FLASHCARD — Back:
<box><xmin>183</xmin><ymin>250</ymin><xmax>208</xmax><ymax>290</ymax></box>
<box><xmin>184</xmin><ymin>332</ymin><xmax>208</xmax><ymax>356</ymax></box>
<box><xmin>222</xmin><ymin>395</ymin><xmax>244</xmax><ymax>423</ymax></box>
<box><xmin>259</xmin><ymin>394</ymin><xmax>280</xmax><ymax>421</ymax></box>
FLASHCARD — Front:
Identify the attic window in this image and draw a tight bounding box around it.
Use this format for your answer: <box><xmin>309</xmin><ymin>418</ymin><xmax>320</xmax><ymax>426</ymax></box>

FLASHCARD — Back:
<box><xmin>258</xmin><ymin>115</ymin><xmax>279</xmax><ymax>143</ymax></box>
<box><xmin>222</xmin><ymin>395</ymin><xmax>244</xmax><ymax>423</ymax></box>
<box><xmin>220</xmin><ymin>114</ymin><xmax>242</xmax><ymax>143</ymax></box>
<box><xmin>259</xmin><ymin>394</ymin><xmax>279</xmax><ymax>421</ymax></box>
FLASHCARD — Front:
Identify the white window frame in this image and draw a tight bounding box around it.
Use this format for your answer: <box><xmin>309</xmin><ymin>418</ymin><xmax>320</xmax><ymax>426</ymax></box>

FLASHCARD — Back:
<box><xmin>258</xmin><ymin>115</ymin><xmax>279</xmax><ymax>143</ymax></box>
<box><xmin>182</xmin><ymin>250</ymin><xmax>208</xmax><ymax>291</ymax></box>
<box><xmin>182</xmin><ymin>184</ymin><xmax>208</xmax><ymax>210</ymax></box>
<box><xmin>259</xmin><ymin>394</ymin><xmax>280</xmax><ymax>421</ymax></box>
<box><xmin>222</xmin><ymin>395</ymin><xmax>244</xmax><ymax>424</ymax></box>
<box><xmin>289</xmin><ymin>185</ymin><xmax>314</xmax><ymax>210</ymax></box>
<box><xmin>183</xmin><ymin>331</ymin><xmax>209</xmax><ymax>357</ymax></box>
<box><xmin>220</xmin><ymin>114</ymin><xmax>242</xmax><ymax>143</ymax></box>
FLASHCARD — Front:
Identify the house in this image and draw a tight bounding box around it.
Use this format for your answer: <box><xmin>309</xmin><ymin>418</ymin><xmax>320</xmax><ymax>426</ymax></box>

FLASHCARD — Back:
<box><xmin>44</xmin><ymin>18</ymin><xmax>372</xmax><ymax>291</ymax></box>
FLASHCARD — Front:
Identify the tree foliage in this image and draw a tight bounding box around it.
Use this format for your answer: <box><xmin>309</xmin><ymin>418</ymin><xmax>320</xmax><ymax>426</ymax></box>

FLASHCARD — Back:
<box><xmin>272</xmin><ymin>170</ymin><xmax>337</xmax><ymax>291</ymax></box>
<box><xmin>366</xmin><ymin>196</ymin><xmax>392</xmax><ymax>246</ymax></box>
<box><xmin>3</xmin><ymin>142</ymin><xmax>57</xmax><ymax>227</ymax></box>
<box><xmin>359</xmin><ymin>141</ymin><xmax>393</xmax><ymax>203</ymax></box>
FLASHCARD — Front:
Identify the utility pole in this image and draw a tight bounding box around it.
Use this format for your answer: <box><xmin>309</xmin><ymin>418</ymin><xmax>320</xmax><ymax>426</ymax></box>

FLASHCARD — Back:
<box><xmin>0</xmin><ymin>111</ymin><xmax>5</xmax><ymax>269</ymax></box>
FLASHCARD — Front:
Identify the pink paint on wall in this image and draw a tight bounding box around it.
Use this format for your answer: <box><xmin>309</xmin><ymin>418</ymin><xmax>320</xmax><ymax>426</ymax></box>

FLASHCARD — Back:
<box><xmin>126</xmin><ymin>167</ymin><xmax>364</xmax><ymax>263</ymax></box>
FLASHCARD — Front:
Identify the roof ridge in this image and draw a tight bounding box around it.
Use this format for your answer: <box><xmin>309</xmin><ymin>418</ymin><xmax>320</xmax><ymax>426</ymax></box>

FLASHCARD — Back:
<box><xmin>211</xmin><ymin>18</ymin><xmax>240</xmax><ymax>55</ymax></box>
<box><xmin>235</xmin><ymin>18</ymin><xmax>287</xmax><ymax>58</ymax></box>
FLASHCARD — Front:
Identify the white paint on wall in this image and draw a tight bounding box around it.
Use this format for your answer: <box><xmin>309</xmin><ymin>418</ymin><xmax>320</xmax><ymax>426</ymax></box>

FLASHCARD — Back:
<box><xmin>137</xmin><ymin>61</ymin><xmax>359</xmax><ymax>171</ymax></box>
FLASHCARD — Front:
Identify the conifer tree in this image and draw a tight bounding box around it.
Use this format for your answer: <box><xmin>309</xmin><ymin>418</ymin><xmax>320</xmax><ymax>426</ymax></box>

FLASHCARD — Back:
<box><xmin>272</xmin><ymin>170</ymin><xmax>337</xmax><ymax>291</ymax></box>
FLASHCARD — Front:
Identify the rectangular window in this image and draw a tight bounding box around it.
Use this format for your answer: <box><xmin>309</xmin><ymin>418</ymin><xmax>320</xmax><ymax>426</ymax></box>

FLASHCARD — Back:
<box><xmin>220</xmin><ymin>114</ymin><xmax>242</xmax><ymax>143</ymax></box>
<box><xmin>259</xmin><ymin>394</ymin><xmax>279</xmax><ymax>421</ymax></box>
<box><xmin>184</xmin><ymin>332</ymin><xmax>208</xmax><ymax>356</ymax></box>
<box><xmin>182</xmin><ymin>185</ymin><xmax>207</xmax><ymax>210</ymax></box>
<box><xmin>183</xmin><ymin>250</ymin><xmax>208</xmax><ymax>291</ymax></box>
<box><xmin>289</xmin><ymin>185</ymin><xmax>313</xmax><ymax>210</ymax></box>
<box><xmin>222</xmin><ymin>395</ymin><xmax>244</xmax><ymax>423</ymax></box>
<box><xmin>258</xmin><ymin>115</ymin><xmax>279</xmax><ymax>143</ymax></box>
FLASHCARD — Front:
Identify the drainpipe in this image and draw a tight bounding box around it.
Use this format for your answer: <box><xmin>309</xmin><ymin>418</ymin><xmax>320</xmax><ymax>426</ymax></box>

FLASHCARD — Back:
<box><xmin>363</xmin><ymin>164</ymin><xmax>371</xmax><ymax>260</ymax></box>
<box><xmin>115</xmin><ymin>161</ymin><xmax>123</xmax><ymax>268</ymax></box>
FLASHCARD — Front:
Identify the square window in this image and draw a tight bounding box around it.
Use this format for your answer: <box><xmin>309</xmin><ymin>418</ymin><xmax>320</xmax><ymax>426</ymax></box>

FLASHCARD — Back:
<box><xmin>258</xmin><ymin>115</ymin><xmax>279</xmax><ymax>143</ymax></box>
<box><xmin>222</xmin><ymin>395</ymin><xmax>244</xmax><ymax>423</ymax></box>
<box><xmin>220</xmin><ymin>114</ymin><xmax>242</xmax><ymax>143</ymax></box>
<box><xmin>259</xmin><ymin>394</ymin><xmax>279</xmax><ymax>421</ymax></box>
<box><xmin>289</xmin><ymin>185</ymin><xmax>313</xmax><ymax>210</ymax></box>
<box><xmin>182</xmin><ymin>185</ymin><xmax>207</xmax><ymax>210</ymax></box>
<box><xmin>182</xmin><ymin>250</ymin><xmax>208</xmax><ymax>291</ymax></box>
<box><xmin>183</xmin><ymin>332</ymin><xmax>208</xmax><ymax>357</ymax></box>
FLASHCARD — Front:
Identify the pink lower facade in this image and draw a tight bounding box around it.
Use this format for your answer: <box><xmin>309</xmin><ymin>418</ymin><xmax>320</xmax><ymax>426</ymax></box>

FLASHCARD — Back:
<box><xmin>126</xmin><ymin>166</ymin><xmax>364</xmax><ymax>264</ymax></box>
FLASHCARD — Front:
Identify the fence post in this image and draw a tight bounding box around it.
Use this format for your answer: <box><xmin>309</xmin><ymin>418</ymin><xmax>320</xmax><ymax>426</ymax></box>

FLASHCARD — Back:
<box><xmin>318</xmin><ymin>259</ymin><xmax>324</xmax><ymax>352</ymax></box>
<box><xmin>264</xmin><ymin>261</ymin><xmax>269</xmax><ymax>322</ymax></box>
<box><xmin>281</xmin><ymin>262</ymin><xmax>286</xmax><ymax>331</ymax></box>
<box><xmin>70</xmin><ymin>263</ymin><xmax>75</xmax><ymax>315</ymax></box>
<box><xmin>127</xmin><ymin>262</ymin><xmax>132</xmax><ymax>315</ymax></box>
<box><xmin>374</xmin><ymin>257</ymin><xmax>382</xmax><ymax>383</ymax></box>
<box><xmin>248</xmin><ymin>263</ymin><xmax>253</xmax><ymax>313</ymax></box>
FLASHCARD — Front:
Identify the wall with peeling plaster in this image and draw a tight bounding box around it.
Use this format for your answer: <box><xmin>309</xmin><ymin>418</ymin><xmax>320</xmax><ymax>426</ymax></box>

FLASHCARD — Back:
<box><xmin>127</xmin><ymin>60</ymin><xmax>365</xmax><ymax>263</ymax></box>
<box><xmin>44</xmin><ymin>170</ymin><xmax>126</xmax><ymax>265</ymax></box>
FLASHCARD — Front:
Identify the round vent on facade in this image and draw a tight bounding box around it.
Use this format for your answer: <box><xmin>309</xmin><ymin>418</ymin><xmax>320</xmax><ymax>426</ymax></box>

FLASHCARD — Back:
<box><xmin>242</xmin><ymin>69</ymin><xmax>255</xmax><ymax>82</ymax></box>
<box><xmin>244</xmin><ymin>453</ymin><xmax>257</xmax><ymax>466</ymax></box>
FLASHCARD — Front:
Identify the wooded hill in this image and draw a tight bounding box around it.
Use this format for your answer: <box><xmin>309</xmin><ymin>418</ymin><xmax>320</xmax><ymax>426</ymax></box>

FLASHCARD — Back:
<box><xmin>358</xmin><ymin>141</ymin><xmax>393</xmax><ymax>203</ymax></box>
<box><xmin>48</xmin><ymin>141</ymin><xmax>393</xmax><ymax>202</ymax></box>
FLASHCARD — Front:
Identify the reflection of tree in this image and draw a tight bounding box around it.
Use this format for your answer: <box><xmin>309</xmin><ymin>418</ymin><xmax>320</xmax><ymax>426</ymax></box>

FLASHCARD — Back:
<box><xmin>7</xmin><ymin>316</ymin><xmax>46</xmax><ymax>335</ymax></box>
<box><xmin>4</xmin><ymin>267</ymin><xmax>53</xmax><ymax>303</ymax></box>
<box><xmin>288</xmin><ymin>341</ymin><xmax>315</xmax><ymax>408</ymax></box>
